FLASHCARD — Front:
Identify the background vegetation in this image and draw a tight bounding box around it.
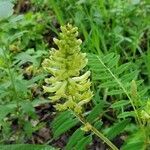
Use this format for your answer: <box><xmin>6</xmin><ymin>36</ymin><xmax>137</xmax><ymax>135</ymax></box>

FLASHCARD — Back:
<box><xmin>0</xmin><ymin>0</ymin><xmax>150</xmax><ymax>149</ymax></box>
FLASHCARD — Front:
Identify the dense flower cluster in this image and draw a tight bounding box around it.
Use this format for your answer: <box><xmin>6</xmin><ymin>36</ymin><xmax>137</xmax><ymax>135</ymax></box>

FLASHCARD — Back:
<box><xmin>42</xmin><ymin>24</ymin><xmax>93</xmax><ymax>114</ymax></box>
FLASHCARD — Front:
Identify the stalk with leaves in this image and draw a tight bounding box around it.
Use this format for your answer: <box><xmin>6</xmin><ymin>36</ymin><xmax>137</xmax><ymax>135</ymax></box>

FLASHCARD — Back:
<box><xmin>42</xmin><ymin>24</ymin><xmax>118</xmax><ymax>150</ymax></box>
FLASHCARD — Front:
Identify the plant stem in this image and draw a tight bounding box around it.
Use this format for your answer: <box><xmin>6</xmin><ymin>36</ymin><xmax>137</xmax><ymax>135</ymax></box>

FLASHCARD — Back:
<box><xmin>73</xmin><ymin>112</ymin><xmax>119</xmax><ymax>150</ymax></box>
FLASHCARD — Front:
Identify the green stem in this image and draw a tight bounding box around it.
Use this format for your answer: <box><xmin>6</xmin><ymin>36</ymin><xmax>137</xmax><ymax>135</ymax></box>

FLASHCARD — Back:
<box><xmin>91</xmin><ymin>126</ymin><xmax>118</xmax><ymax>150</ymax></box>
<box><xmin>73</xmin><ymin>112</ymin><xmax>119</xmax><ymax>150</ymax></box>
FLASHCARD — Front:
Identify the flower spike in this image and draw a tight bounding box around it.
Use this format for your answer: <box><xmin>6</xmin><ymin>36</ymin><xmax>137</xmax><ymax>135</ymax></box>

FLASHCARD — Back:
<box><xmin>42</xmin><ymin>24</ymin><xmax>93</xmax><ymax>114</ymax></box>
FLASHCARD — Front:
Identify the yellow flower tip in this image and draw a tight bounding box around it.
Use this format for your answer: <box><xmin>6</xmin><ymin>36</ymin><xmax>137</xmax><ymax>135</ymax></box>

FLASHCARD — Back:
<box><xmin>66</xmin><ymin>100</ymin><xmax>76</xmax><ymax>109</ymax></box>
<box><xmin>78</xmin><ymin>97</ymin><xmax>92</xmax><ymax>106</ymax></box>
<box><xmin>60</xmin><ymin>25</ymin><xmax>67</xmax><ymax>33</ymax></box>
<box><xmin>72</xmin><ymin>71</ymin><xmax>91</xmax><ymax>82</ymax></box>
<box><xmin>141</xmin><ymin>110</ymin><xmax>150</xmax><ymax>120</ymax></box>
<box><xmin>77</xmin><ymin>39</ymin><xmax>82</xmax><ymax>45</ymax></box>
<box><xmin>74</xmin><ymin>105</ymin><xmax>82</xmax><ymax>114</ymax></box>
<box><xmin>140</xmin><ymin>99</ymin><xmax>150</xmax><ymax>122</ymax></box>
<box><xmin>45</xmin><ymin>78</ymin><xmax>51</xmax><ymax>84</ymax></box>
<box><xmin>55</xmin><ymin>104</ymin><xmax>67</xmax><ymax>111</ymax></box>
<box><xmin>42</xmin><ymin>59</ymin><xmax>50</xmax><ymax>67</ymax></box>
<box><xmin>43</xmin><ymin>86</ymin><xmax>50</xmax><ymax>93</ymax></box>
<box><xmin>53</xmin><ymin>38</ymin><xmax>60</xmax><ymax>46</ymax></box>
<box><xmin>81</xmin><ymin>123</ymin><xmax>92</xmax><ymax>132</ymax></box>
<box><xmin>55</xmin><ymin>81</ymin><xmax>67</xmax><ymax>96</ymax></box>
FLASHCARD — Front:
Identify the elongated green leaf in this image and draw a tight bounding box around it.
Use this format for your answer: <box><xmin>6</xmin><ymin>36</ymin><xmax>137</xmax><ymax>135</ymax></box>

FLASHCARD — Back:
<box><xmin>118</xmin><ymin>111</ymin><xmax>135</xmax><ymax>119</ymax></box>
<box><xmin>121</xmin><ymin>130</ymin><xmax>145</xmax><ymax>150</ymax></box>
<box><xmin>75</xmin><ymin>135</ymin><xmax>92</xmax><ymax>150</ymax></box>
<box><xmin>122</xmin><ymin>142</ymin><xmax>145</xmax><ymax>150</ymax></box>
<box><xmin>106</xmin><ymin>119</ymin><xmax>131</xmax><ymax>140</ymax></box>
<box><xmin>100</xmin><ymin>81</ymin><xmax>118</xmax><ymax>88</ymax></box>
<box><xmin>111</xmin><ymin>100</ymin><xmax>130</xmax><ymax>108</ymax></box>
<box><xmin>115</xmin><ymin>63</ymin><xmax>131</xmax><ymax>75</ymax></box>
<box><xmin>53</xmin><ymin>118</ymin><xmax>79</xmax><ymax>138</ymax></box>
<box><xmin>65</xmin><ymin>129</ymin><xmax>84</xmax><ymax>150</ymax></box>
<box><xmin>102</xmin><ymin>53</ymin><xmax>115</xmax><ymax>63</ymax></box>
<box><xmin>27</xmin><ymin>74</ymin><xmax>46</xmax><ymax>86</ymax></box>
<box><xmin>51</xmin><ymin>111</ymin><xmax>72</xmax><ymax>131</ymax></box>
<box><xmin>94</xmin><ymin>120</ymin><xmax>103</xmax><ymax>130</ymax></box>
<box><xmin>31</xmin><ymin>99</ymin><xmax>50</xmax><ymax>107</ymax></box>
<box><xmin>107</xmin><ymin>89</ymin><xmax>124</xmax><ymax>95</ymax></box>
<box><xmin>9</xmin><ymin>31</ymin><xmax>28</xmax><ymax>43</ymax></box>
<box><xmin>87</xmin><ymin>102</ymin><xmax>105</xmax><ymax>122</ymax></box>
<box><xmin>92</xmin><ymin>73</ymin><xmax>111</xmax><ymax>80</ymax></box>
<box><xmin>121</xmin><ymin>71</ymin><xmax>138</xmax><ymax>83</ymax></box>
<box><xmin>107</xmin><ymin>55</ymin><xmax>120</xmax><ymax>68</ymax></box>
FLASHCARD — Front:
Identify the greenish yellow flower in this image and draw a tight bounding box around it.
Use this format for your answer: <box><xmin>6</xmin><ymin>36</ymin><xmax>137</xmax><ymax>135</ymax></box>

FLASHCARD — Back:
<box><xmin>81</xmin><ymin>123</ymin><xmax>92</xmax><ymax>132</ymax></box>
<box><xmin>42</xmin><ymin>24</ymin><xmax>93</xmax><ymax>114</ymax></box>
<box><xmin>140</xmin><ymin>99</ymin><xmax>150</xmax><ymax>124</ymax></box>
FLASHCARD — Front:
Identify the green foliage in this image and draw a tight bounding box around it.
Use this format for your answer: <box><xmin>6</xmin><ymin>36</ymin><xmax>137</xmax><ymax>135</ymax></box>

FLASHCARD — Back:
<box><xmin>0</xmin><ymin>103</ymin><xmax>16</xmax><ymax>122</ymax></box>
<box><xmin>51</xmin><ymin>111</ymin><xmax>79</xmax><ymax>138</ymax></box>
<box><xmin>74</xmin><ymin>135</ymin><xmax>92</xmax><ymax>150</ymax></box>
<box><xmin>105</xmin><ymin>119</ymin><xmax>131</xmax><ymax>140</ymax></box>
<box><xmin>86</xmin><ymin>102</ymin><xmax>105</xmax><ymax>122</ymax></box>
<box><xmin>65</xmin><ymin>127</ymin><xmax>92</xmax><ymax>150</ymax></box>
<box><xmin>65</xmin><ymin>128</ymin><xmax>84</xmax><ymax>149</ymax></box>
<box><xmin>0</xmin><ymin>0</ymin><xmax>51</xmax><ymax>144</ymax></box>
<box><xmin>0</xmin><ymin>0</ymin><xmax>150</xmax><ymax>149</ymax></box>
<box><xmin>121</xmin><ymin>130</ymin><xmax>146</xmax><ymax>150</ymax></box>
<box><xmin>87</xmin><ymin>53</ymin><xmax>139</xmax><ymax>95</ymax></box>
